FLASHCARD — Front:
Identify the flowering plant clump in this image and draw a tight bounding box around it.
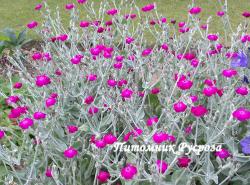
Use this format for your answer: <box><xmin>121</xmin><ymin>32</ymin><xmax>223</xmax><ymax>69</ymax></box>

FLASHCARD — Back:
<box><xmin>0</xmin><ymin>0</ymin><xmax>250</xmax><ymax>184</ymax></box>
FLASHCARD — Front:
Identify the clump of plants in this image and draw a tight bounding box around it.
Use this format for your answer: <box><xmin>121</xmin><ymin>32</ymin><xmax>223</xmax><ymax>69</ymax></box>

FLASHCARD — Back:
<box><xmin>0</xmin><ymin>0</ymin><xmax>250</xmax><ymax>184</ymax></box>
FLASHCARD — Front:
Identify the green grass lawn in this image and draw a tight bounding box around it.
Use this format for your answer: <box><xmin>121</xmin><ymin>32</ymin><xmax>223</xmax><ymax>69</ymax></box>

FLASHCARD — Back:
<box><xmin>0</xmin><ymin>0</ymin><xmax>250</xmax><ymax>40</ymax></box>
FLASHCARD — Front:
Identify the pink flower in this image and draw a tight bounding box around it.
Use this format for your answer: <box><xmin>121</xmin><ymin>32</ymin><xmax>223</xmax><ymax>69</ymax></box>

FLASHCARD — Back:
<box><xmin>189</xmin><ymin>6</ymin><xmax>202</xmax><ymax>15</ymax></box>
<box><xmin>191</xmin><ymin>58</ymin><xmax>199</xmax><ymax>67</ymax></box>
<box><xmin>161</xmin><ymin>43</ymin><xmax>168</xmax><ymax>51</ymax></box>
<box><xmin>115</xmin><ymin>55</ymin><xmax>124</xmax><ymax>62</ymax></box>
<box><xmin>202</xmin><ymin>86</ymin><xmax>218</xmax><ymax>97</ymax></box>
<box><xmin>106</xmin><ymin>8</ymin><xmax>118</xmax><ymax>16</ymax></box>
<box><xmin>132</xmin><ymin>128</ymin><xmax>143</xmax><ymax>137</ymax></box>
<box><xmin>151</xmin><ymin>88</ymin><xmax>160</xmax><ymax>94</ymax></box>
<box><xmin>217</xmin><ymin>11</ymin><xmax>225</xmax><ymax>17</ymax></box>
<box><xmin>113</xmin><ymin>62</ymin><xmax>123</xmax><ymax>70</ymax></box>
<box><xmin>5</xmin><ymin>96</ymin><xmax>20</xmax><ymax>105</ymax></box>
<box><xmin>126</xmin><ymin>37</ymin><xmax>134</xmax><ymax>44</ymax></box>
<box><xmin>50</xmin><ymin>93</ymin><xmax>58</xmax><ymax>99</ymax></box>
<box><xmin>95</xmin><ymin>139</ymin><xmax>106</xmax><ymax>148</ymax></box>
<box><xmin>45</xmin><ymin>98</ymin><xmax>57</xmax><ymax>108</ymax></box>
<box><xmin>121</xmin><ymin>89</ymin><xmax>133</xmax><ymax>99</ymax></box>
<box><xmin>156</xmin><ymin>160</ymin><xmax>168</xmax><ymax>173</ymax></box>
<box><xmin>35</xmin><ymin>75</ymin><xmax>51</xmax><ymax>87</ymax></box>
<box><xmin>107</xmin><ymin>79</ymin><xmax>117</xmax><ymax>87</ymax></box>
<box><xmin>64</xmin><ymin>147</ymin><xmax>78</xmax><ymax>158</ymax></box>
<box><xmin>97</xmin><ymin>171</ymin><xmax>110</xmax><ymax>183</ymax></box>
<box><xmin>118</xmin><ymin>79</ymin><xmax>127</xmax><ymax>87</ymax></box>
<box><xmin>67</xmin><ymin>125</ymin><xmax>78</xmax><ymax>134</ymax></box>
<box><xmin>167</xmin><ymin>134</ymin><xmax>176</xmax><ymax>143</ymax></box>
<box><xmin>207</xmin><ymin>34</ymin><xmax>218</xmax><ymax>41</ymax></box>
<box><xmin>152</xmin><ymin>132</ymin><xmax>168</xmax><ymax>144</ymax></box>
<box><xmin>86</xmin><ymin>74</ymin><xmax>97</xmax><ymax>81</ymax></box>
<box><xmin>215</xmin><ymin>148</ymin><xmax>231</xmax><ymax>159</ymax></box>
<box><xmin>141</xmin><ymin>4</ymin><xmax>155</xmax><ymax>12</ymax></box>
<box><xmin>232</xmin><ymin>107</ymin><xmax>250</xmax><ymax>121</ymax></box>
<box><xmin>173</xmin><ymin>101</ymin><xmax>187</xmax><ymax>113</ymax></box>
<box><xmin>242</xmin><ymin>11</ymin><xmax>250</xmax><ymax>18</ymax></box>
<box><xmin>77</xmin><ymin>0</ymin><xmax>87</xmax><ymax>4</ymax></box>
<box><xmin>184</xmin><ymin>53</ymin><xmax>196</xmax><ymax>60</ymax></box>
<box><xmin>43</xmin><ymin>53</ymin><xmax>52</xmax><ymax>61</ymax></box>
<box><xmin>177</xmin><ymin>157</ymin><xmax>191</xmax><ymax>168</ymax></box>
<box><xmin>201</xmin><ymin>24</ymin><xmax>207</xmax><ymax>30</ymax></box>
<box><xmin>32</xmin><ymin>52</ymin><xmax>42</xmax><ymax>60</ymax></box>
<box><xmin>55</xmin><ymin>69</ymin><xmax>62</xmax><ymax>76</ymax></box>
<box><xmin>84</xmin><ymin>96</ymin><xmax>94</xmax><ymax>104</ymax></box>
<box><xmin>88</xmin><ymin>106</ymin><xmax>99</xmax><ymax>115</ymax></box>
<box><xmin>80</xmin><ymin>21</ymin><xmax>90</xmax><ymax>28</ymax></box>
<box><xmin>27</xmin><ymin>21</ymin><xmax>38</xmax><ymax>29</ymax></box>
<box><xmin>190</xmin><ymin>95</ymin><xmax>198</xmax><ymax>103</ymax></box>
<box><xmin>65</xmin><ymin>3</ymin><xmax>75</xmax><ymax>10</ymax></box>
<box><xmin>191</xmin><ymin>105</ymin><xmax>208</xmax><ymax>117</ymax></box>
<box><xmin>57</xmin><ymin>34</ymin><xmax>68</xmax><ymax>41</ymax></box>
<box><xmin>178</xmin><ymin>22</ymin><xmax>185</xmax><ymax>28</ymax></box>
<box><xmin>121</xmin><ymin>164</ymin><xmax>137</xmax><ymax>180</ymax></box>
<box><xmin>13</xmin><ymin>82</ymin><xmax>22</xmax><ymax>89</ymax></box>
<box><xmin>142</xmin><ymin>48</ymin><xmax>152</xmax><ymax>57</ymax></box>
<box><xmin>123</xmin><ymin>132</ymin><xmax>132</xmax><ymax>142</ymax></box>
<box><xmin>0</xmin><ymin>130</ymin><xmax>5</xmax><ymax>139</ymax></box>
<box><xmin>33</xmin><ymin>112</ymin><xmax>46</xmax><ymax>120</ymax></box>
<box><xmin>19</xmin><ymin>118</ymin><xmax>34</xmax><ymax>130</ymax></box>
<box><xmin>177</xmin><ymin>79</ymin><xmax>193</xmax><ymax>90</ymax></box>
<box><xmin>204</xmin><ymin>79</ymin><xmax>216</xmax><ymax>86</ymax></box>
<box><xmin>147</xmin><ymin>116</ymin><xmax>158</xmax><ymax>126</ymax></box>
<box><xmin>222</xmin><ymin>69</ymin><xmax>237</xmax><ymax>78</ymax></box>
<box><xmin>70</xmin><ymin>54</ymin><xmax>83</xmax><ymax>64</ymax></box>
<box><xmin>103</xmin><ymin>133</ymin><xmax>117</xmax><ymax>144</ymax></box>
<box><xmin>90</xmin><ymin>47</ymin><xmax>101</xmax><ymax>56</ymax></box>
<box><xmin>185</xmin><ymin>125</ymin><xmax>193</xmax><ymax>134</ymax></box>
<box><xmin>45</xmin><ymin>168</ymin><xmax>52</xmax><ymax>177</ymax></box>
<box><xmin>235</xmin><ymin>86</ymin><xmax>248</xmax><ymax>96</ymax></box>
<box><xmin>8</xmin><ymin>106</ymin><xmax>28</xmax><ymax>119</ymax></box>
<box><xmin>35</xmin><ymin>4</ymin><xmax>42</xmax><ymax>10</ymax></box>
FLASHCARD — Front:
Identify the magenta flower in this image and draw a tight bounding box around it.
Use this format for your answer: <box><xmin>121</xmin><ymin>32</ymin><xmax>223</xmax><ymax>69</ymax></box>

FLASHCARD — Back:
<box><xmin>80</xmin><ymin>21</ymin><xmax>90</xmax><ymax>28</ymax></box>
<box><xmin>95</xmin><ymin>139</ymin><xmax>106</xmax><ymax>148</ymax></box>
<box><xmin>132</xmin><ymin>128</ymin><xmax>143</xmax><ymax>137</ymax></box>
<box><xmin>88</xmin><ymin>106</ymin><xmax>99</xmax><ymax>115</ymax></box>
<box><xmin>86</xmin><ymin>74</ymin><xmax>97</xmax><ymax>81</ymax></box>
<box><xmin>27</xmin><ymin>21</ymin><xmax>38</xmax><ymax>29</ymax></box>
<box><xmin>67</xmin><ymin>125</ymin><xmax>78</xmax><ymax>134</ymax></box>
<box><xmin>147</xmin><ymin>116</ymin><xmax>158</xmax><ymax>126</ymax></box>
<box><xmin>33</xmin><ymin>112</ymin><xmax>46</xmax><ymax>120</ymax></box>
<box><xmin>5</xmin><ymin>95</ymin><xmax>20</xmax><ymax>105</ymax></box>
<box><xmin>126</xmin><ymin>37</ymin><xmax>134</xmax><ymax>44</ymax></box>
<box><xmin>190</xmin><ymin>95</ymin><xmax>198</xmax><ymax>103</ymax></box>
<box><xmin>152</xmin><ymin>132</ymin><xmax>168</xmax><ymax>144</ymax></box>
<box><xmin>185</xmin><ymin>125</ymin><xmax>193</xmax><ymax>134</ymax></box>
<box><xmin>113</xmin><ymin>62</ymin><xmax>123</xmax><ymax>70</ymax></box>
<box><xmin>106</xmin><ymin>8</ymin><xmax>118</xmax><ymax>16</ymax></box>
<box><xmin>103</xmin><ymin>133</ymin><xmax>117</xmax><ymax>144</ymax></box>
<box><xmin>141</xmin><ymin>4</ymin><xmax>155</xmax><ymax>12</ymax></box>
<box><xmin>35</xmin><ymin>4</ymin><xmax>42</xmax><ymax>10</ymax></box>
<box><xmin>215</xmin><ymin>148</ymin><xmax>231</xmax><ymax>159</ymax></box>
<box><xmin>150</xmin><ymin>88</ymin><xmax>160</xmax><ymax>94</ymax></box>
<box><xmin>0</xmin><ymin>130</ymin><xmax>5</xmax><ymax>139</ymax></box>
<box><xmin>232</xmin><ymin>107</ymin><xmax>250</xmax><ymax>121</ymax></box>
<box><xmin>191</xmin><ymin>58</ymin><xmax>199</xmax><ymax>67</ymax></box>
<box><xmin>177</xmin><ymin>79</ymin><xmax>193</xmax><ymax>90</ymax></box>
<box><xmin>32</xmin><ymin>52</ymin><xmax>42</xmax><ymax>60</ymax></box>
<box><xmin>156</xmin><ymin>160</ymin><xmax>168</xmax><ymax>173</ymax></box>
<box><xmin>19</xmin><ymin>118</ymin><xmax>34</xmax><ymax>130</ymax></box>
<box><xmin>207</xmin><ymin>34</ymin><xmax>218</xmax><ymax>41</ymax></box>
<box><xmin>13</xmin><ymin>82</ymin><xmax>22</xmax><ymax>89</ymax></box>
<box><xmin>191</xmin><ymin>105</ymin><xmax>208</xmax><ymax>117</ymax></box>
<box><xmin>45</xmin><ymin>98</ymin><xmax>57</xmax><ymax>108</ymax></box>
<box><xmin>57</xmin><ymin>34</ymin><xmax>68</xmax><ymax>41</ymax></box>
<box><xmin>177</xmin><ymin>157</ymin><xmax>191</xmax><ymax>168</ymax></box>
<box><xmin>107</xmin><ymin>79</ymin><xmax>117</xmax><ymax>87</ymax></box>
<box><xmin>142</xmin><ymin>48</ymin><xmax>153</xmax><ymax>57</ymax></box>
<box><xmin>184</xmin><ymin>53</ymin><xmax>196</xmax><ymax>60</ymax></box>
<box><xmin>121</xmin><ymin>88</ymin><xmax>133</xmax><ymax>99</ymax></box>
<box><xmin>64</xmin><ymin>147</ymin><xmax>78</xmax><ymax>158</ymax></box>
<box><xmin>189</xmin><ymin>6</ymin><xmax>202</xmax><ymax>15</ymax></box>
<box><xmin>173</xmin><ymin>101</ymin><xmax>187</xmax><ymax>113</ymax></box>
<box><xmin>35</xmin><ymin>75</ymin><xmax>51</xmax><ymax>87</ymax></box>
<box><xmin>161</xmin><ymin>43</ymin><xmax>168</xmax><ymax>51</ymax></box>
<box><xmin>222</xmin><ymin>69</ymin><xmax>238</xmax><ymax>78</ymax></box>
<box><xmin>202</xmin><ymin>86</ymin><xmax>218</xmax><ymax>97</ymax></box>
<box><xmin>70</xmin><ymin>54</ymin><xmax>83</xmax><ymax>64</ymax></box>
<box><xmin>45</xmin><ymin>168</ymin><xmax>52</xmax><ymax>177</ymax></box>
<box><xmin>65</xmin><ymin>3</ymin><xmax>75</xmax><ymax>10</ymax></box>
<box><xmin>77</xmin><ymin>0</ymin><xmax>87</xmax><ymax>4</ymax></box>
<box><xmin>121</xmin><ymin>164</ymin><xmax>137</xmax><ymax>180</ymax></box>
<box><xmin>242</xmin><ymin>11</ymin><xmax>250</xmax><ymax>18</ymax></box>
<box><xmin>97</xmin><ymin>171</ymin><xmax>110</xmax><ymax>183</ymax></box>
<box><xmin>84</xmin><ymin>96</ymin><xmax>94</xmax><ymax>104</ymax></box>
<box><xmin>217</xmin><ymin>11</ymin><xmax>225</xmax><ymax>17</ymax></box>
<box><xmin>235</xmin><ymin>86</ymin><xmax>248</xmax><ymax>96</ymax></box>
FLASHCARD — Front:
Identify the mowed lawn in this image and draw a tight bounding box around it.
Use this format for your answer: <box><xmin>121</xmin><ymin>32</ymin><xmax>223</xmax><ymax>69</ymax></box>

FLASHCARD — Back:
<box><xmin>0</xmin><ymin>0</ymin><xmax>250</xmax><ymax>39</ymax></box>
